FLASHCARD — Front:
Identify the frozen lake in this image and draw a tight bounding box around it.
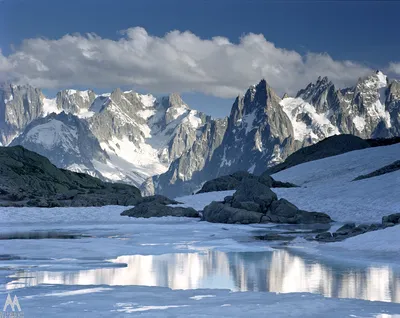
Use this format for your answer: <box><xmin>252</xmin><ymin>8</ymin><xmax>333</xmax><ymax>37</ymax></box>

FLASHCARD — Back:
<box><xmin>1</xmin><ymin>206</ymin><xmax>400</xmax><ymax>317</ymax></box>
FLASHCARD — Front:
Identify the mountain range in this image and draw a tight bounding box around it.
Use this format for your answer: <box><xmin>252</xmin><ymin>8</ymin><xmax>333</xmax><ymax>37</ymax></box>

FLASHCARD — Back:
<box><xmin>1</xmin><ymin>70</ymin><xmax>399</xmax><ymax>197</ymax></box>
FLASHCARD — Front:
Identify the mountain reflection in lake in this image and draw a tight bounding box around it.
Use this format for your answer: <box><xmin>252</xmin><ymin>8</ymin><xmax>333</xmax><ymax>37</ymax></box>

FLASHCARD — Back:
<box><xmin>7</xmin><ymin>250</ymin><xmax>400</xmax><ymax>303</ymax></box>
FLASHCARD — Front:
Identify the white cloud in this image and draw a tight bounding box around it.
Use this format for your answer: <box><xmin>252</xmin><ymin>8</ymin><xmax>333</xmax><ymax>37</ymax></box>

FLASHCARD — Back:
<box><xmin>388</xmin><ymin>62</ymin><xmax>400</xmax><ymax>75</ymax></box>
<box><xmin>0</xmin><ymin>27</ymin><xmax>383</xmax><ymax>97</ymax></box>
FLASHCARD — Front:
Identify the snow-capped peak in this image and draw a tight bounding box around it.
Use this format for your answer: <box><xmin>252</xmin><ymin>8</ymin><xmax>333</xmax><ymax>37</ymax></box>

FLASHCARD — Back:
<box><xmin>360</xmin><ymin>71</ymin><xmax>388</xmax><ymax>90</ymax></box>
<box><xmin>375</xmin><ymin>70</ymin><xmax>388</xmax><ymax>88</ymax></box>
<box><xmin>66</xmin><ymin>89</ymin><xmax>77</xmax><ymax>95</ymax></box>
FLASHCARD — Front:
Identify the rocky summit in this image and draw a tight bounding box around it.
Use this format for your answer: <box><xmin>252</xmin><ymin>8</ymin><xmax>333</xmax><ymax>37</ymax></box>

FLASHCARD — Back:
<box><xmin>1</xmin><ymin>70</ymin><xmax>400</xmax><ymax>198</ymax></box>
<box><xmin>146</xmin><ymin>71</ymin><xmax>400</xmax><ymax>197</ymax></box>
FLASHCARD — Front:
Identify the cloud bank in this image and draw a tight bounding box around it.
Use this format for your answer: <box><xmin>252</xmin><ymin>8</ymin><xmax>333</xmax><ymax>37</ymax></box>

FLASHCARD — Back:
<box><xmin>0</xmin><ymin>27</ymin><xmax>396</xmax><ymax>97</ymax></box>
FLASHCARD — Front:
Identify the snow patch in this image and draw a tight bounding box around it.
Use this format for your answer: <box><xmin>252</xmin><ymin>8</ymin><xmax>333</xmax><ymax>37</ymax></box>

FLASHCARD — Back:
<box><xmin>25</xmin><ymin>119</ymin><xmax>79</xmax><ymax>152</ymax></box>
<box><xmin>66</xmin><ymin>89</ymin><xmax>77</xmax><ymax>96</ymax></box>
<box><xmin>242</xmin><ymin>111</ymin><xmax>256</xmax><ymax>134</ymax></box>
<box><xmin>182</xmin><ymin>110</ymin><xmax>202</xmax><ymax>129</ymax></box>
<box><xmin>353</xmin><ymin>115</ymin><xmax>366</xmax><ymax>131</ymax></box>
<box><xmin>42</xmin><ymin>98</ymin><xmax>61</xmax><ymax>116</ymax></box>
<box><xmin>368</xmin><ymin>99</ymin><xmax>391</xmax><ymax>128</ymax></box>
<box><xmin>96</xmin><ymin>137</ymin><xmax>168</xmax><ymax>186</ymax></box>
<box><xmin>166</xmin><ymin>105</ymin><xmax>188</xmax><ymax>121</ymax></box>
<box><xmin>4</xmin><ymin>94</ymin><xmax>13</xmax><ymax>103</ymax></box>
<box><xmin>376</xmin><ymin>71</ymin><xmax>388</xmax><ymax>88</ymax></box>
<box><xmin>248</xmin><ymin>164</ymin><xmax>256</xmax><ymax>174</ymax></box>
<box><xmin>78</xmin><ymin>90</ymin><xmax>90</xmax><ymax>103</ymax></box>
<box><xmin>139</xmin><ymin>94</ymin><xmax>156</xmax><ymax>108</ymax></box>
<box><xmin>174</xmin><ymin>190</ymin><xmax>236</xmax><ymax>211</ymax></box>
<box><xmin>279</xmin><ymin>97</ymin><xmax>339</xmax><ymax>141</ymax></box>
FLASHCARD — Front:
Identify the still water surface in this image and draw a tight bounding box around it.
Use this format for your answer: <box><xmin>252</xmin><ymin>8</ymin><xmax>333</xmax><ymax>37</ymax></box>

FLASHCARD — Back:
<box><xmin>7</xmin><ymin>249</ymin><xmax>400</xmax><ymax>303</ymax></box>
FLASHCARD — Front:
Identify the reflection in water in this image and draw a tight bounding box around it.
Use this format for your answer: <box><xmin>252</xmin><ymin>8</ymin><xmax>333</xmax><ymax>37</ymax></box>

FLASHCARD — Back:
<box><xmin>7</xmin><ymin>250</ymin><xmax>400</xmax><ymax>303</ymax></box>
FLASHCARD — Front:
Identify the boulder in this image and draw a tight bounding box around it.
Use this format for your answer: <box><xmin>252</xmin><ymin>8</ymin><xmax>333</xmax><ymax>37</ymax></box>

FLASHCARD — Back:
<box><xmin>315</xmin><ymin>232</ymin><xmax>333</xmax><ymax>241</ymax></box>
<box><xmin>316</xmin><ymin>222</ymin><xmax>387</xmax><ymax>242</ymax></box>
<box><xmin>269</xmin><ymin>199</ymin><xmax>298</xmax><ymax>218</ymax></box>
<box><xmin>232</xmin><ymin>200</ymin><xmax>261</xmax><ymax>212</ymax></box>
<box><xmin>336</xmin><ymin>223</ymin><xmax>356</xmax><ymax>235</ymax></box>
<box><xmin>382</xmin><ymin>213</ymin><xmax>400</xmax><ymax>224</ymax></box>
<box><xmin>295</xmin><ymin>211</ymin><xmax>332</xmax><ymax>224</ymax></box>
<box><xmin>232</xmin><ymin>179</ymin><xmax>277</xmax><ymax>211</ymax></box>
<box><xmin>121</xmin><ymin>202</ymin><xmax>199</xmax><ymax>218</ymax></box>
<box><xmin>201</xmin><ymin>179</ymin><xmax>331</xmax><ymax>225</ymax></box>
<box><xmin>202</xmin><ymin>201</ymin><xmax>263</xmax><ymax>224</ymax></box>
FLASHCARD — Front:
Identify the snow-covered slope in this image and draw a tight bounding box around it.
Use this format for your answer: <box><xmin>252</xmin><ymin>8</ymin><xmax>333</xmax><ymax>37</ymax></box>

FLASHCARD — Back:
<box><xmin>272</xmin><ymin>143</ymin><xmax>400</xmax><ymax>223</ymax></box>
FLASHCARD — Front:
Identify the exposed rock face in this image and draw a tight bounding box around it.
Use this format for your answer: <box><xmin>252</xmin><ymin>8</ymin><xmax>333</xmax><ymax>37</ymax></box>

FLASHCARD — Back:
<box><xmin>142</xmin><ymin>117</ymin><xmax>228</xmax><ymax>196</ymax></box>
<box><xmin>148</xmin><ymin>80</ymin><xmax>298</xmax><ymax>197</ymax></box>
<box><xmin>353</xmin><ymin>160</ymin><xmax>400</xmax><ymax>181</ymax></box>
<box><xmin>121</xmin><ymin>202</ymin><xmax>198</xmax><ymax>218</ymax></box>
<box><xmin>0</xmin><ymin>83</ymin><xmax>44</xmax><ymax>145</ymax></box>
<box><xmin>0</xmin><ymin>146</ymin><xmax>142</xmax><ymax>207</ymax></box>
<box><xmin>56</xmin><ymin>89</ymin><xmax>96</xmax><ymax>115</ymax></box>
<box><xmin>201</xmin><ymin>179</ymin><xmax>331</xmax><ymax>225</ymax></box>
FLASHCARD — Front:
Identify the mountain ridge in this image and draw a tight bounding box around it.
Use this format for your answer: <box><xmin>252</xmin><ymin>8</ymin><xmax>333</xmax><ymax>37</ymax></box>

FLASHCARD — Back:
<box><xmin>1</xmin><ymin>70</ymin><xmax>399</xmax><ymax>197</ymax></box>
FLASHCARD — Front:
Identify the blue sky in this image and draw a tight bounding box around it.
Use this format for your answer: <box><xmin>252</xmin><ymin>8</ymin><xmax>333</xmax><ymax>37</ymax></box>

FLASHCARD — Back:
<box><xmin>1</xmin><ymin>0</ymin><xmax>400</xmax><ymax>117</ymax></box>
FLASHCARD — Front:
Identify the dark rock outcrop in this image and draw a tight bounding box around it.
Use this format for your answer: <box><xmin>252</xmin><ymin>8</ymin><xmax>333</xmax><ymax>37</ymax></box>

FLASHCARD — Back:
<box><xmin>382</xmin><ymin>213</ymin><xmax>400</xmax><ymax>225</ymax></box>
<box><xmin>197</xmin><ymin>171</ymin><xmax>297</xmax><ymax>194</ymax></box>
<box><xmin>353</xmin><ymin>160</ymin><xmax>400</xmax><ymax>181</ymax></box>
<box><xmin>0</xmin><ymin>146</ymin><xmax>142</xmax><ymax>207</ymax></box>
<box><xmin>202</xmin><ymin>179</ymin><xmax>331</xmax><ymax>225</ymax></box>
<box><xmin>202</xmin><ymin>201</ymin><xmax>263</xmax><ymax>224</ymax></box>
<box><xmin>121</xmin><ymin>202</ymin><xmax>198</xmax><ymax>218</ymax></box>
<box><xmin>315</xmin><ymin>213</ymin><xmax>399</xmax><ymax>242</ymax></box>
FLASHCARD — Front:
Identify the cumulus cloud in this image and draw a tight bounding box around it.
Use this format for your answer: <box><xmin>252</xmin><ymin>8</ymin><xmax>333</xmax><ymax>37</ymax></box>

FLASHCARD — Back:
<box><xmin>0</xmin><ymin>27</ymin><xmax>381</xmax><ymax>97</ymax></box>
